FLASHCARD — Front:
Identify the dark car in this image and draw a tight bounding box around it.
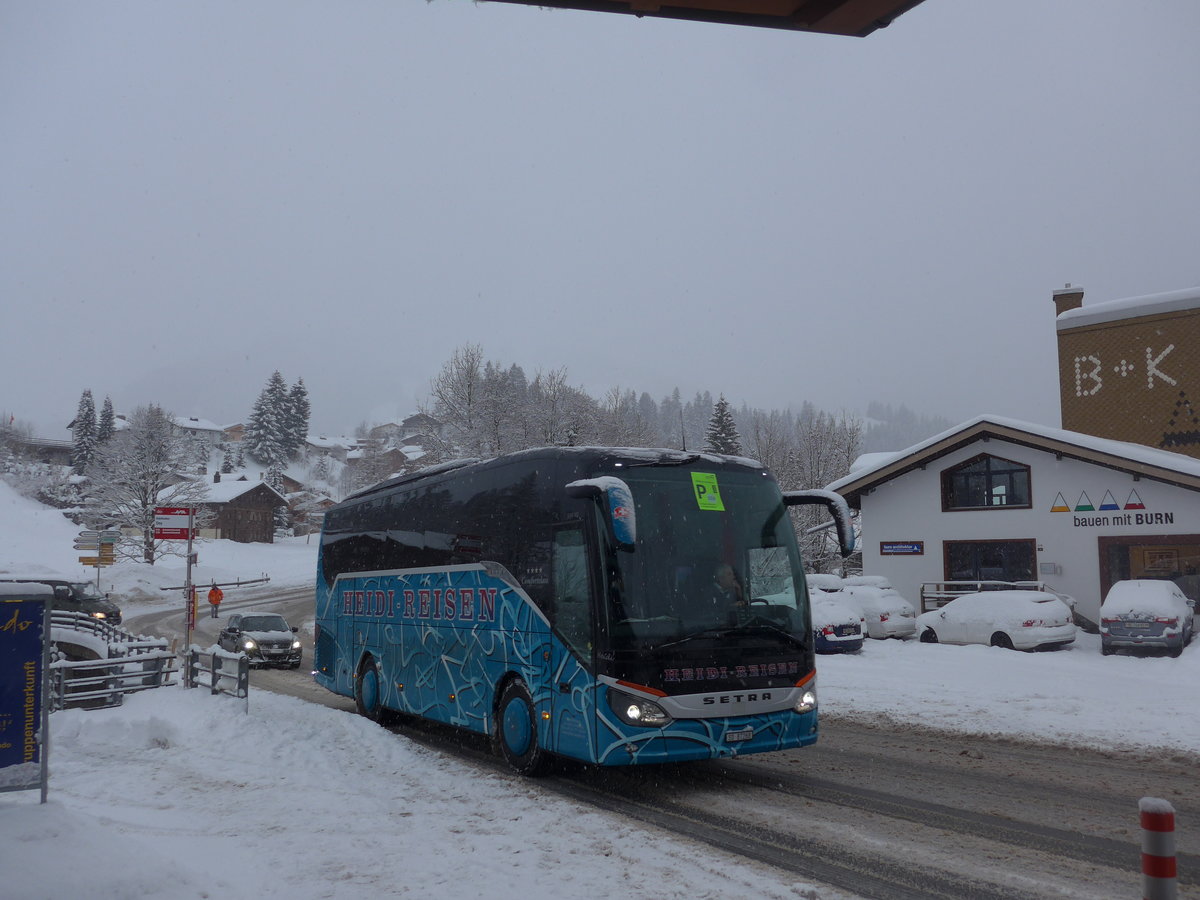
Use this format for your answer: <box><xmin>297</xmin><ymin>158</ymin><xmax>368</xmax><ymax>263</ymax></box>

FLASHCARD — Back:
<box><xmin>1100</xmin><ymin>580</ymin><xmax>1195</xmax><ymax>657</ymax></box>
<box><xmin>218</xmin><ymin>612</ymin><xmax>303</xmax><ymax>668</ymax></box>
<box><xmin>0</xmin><ymin>575</ymin><xmax>122</xmax><ymax>624</ymax></box>
<box><xmin>811</xmin><ymin>594</ymin><xmax>864</xmax><ymax>654</ymax></box>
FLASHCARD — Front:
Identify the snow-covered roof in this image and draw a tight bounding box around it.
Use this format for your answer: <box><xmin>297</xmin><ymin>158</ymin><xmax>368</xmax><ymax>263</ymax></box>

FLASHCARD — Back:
<box><xmin>849</xmin><ymin>451</ymin><xmax>899</xmax><ymax>474</ymax></box>
<box><xmin>172</xmin><ymin>415</ymin><xmax>226</xmax><ymax>434</ymax></box>
<box><xmin>306</xmin><ymin>434</ymin><xmax>356</xmax><ymax>450</ymax></box>
<box><xmin>1056</xmin><ymin>285</ymin><xmax>1200</xmax><ymax>330</ymax></box>
<box><xmin>828</xmin><ymin>414</ymin><xmax>1200</xmax><ymax>500</ymax></box>
<box><xmin>158</xmin><ymin>478</ymin><xmax>286</xmax><ymax>504</ymax></box>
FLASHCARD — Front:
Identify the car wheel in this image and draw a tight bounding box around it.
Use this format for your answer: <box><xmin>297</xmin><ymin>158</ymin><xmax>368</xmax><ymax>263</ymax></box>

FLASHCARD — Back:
<box><xmin>1168</xmin><ymin>644</ymin><xmax>1183</xmax><ymax>659</ymax></box>
<box><xmin>1101</xmin><ymin>644</ymin><xmax>1114</xmax><ymax>656</ymax></box>
<box><xmin>354</xmin><ymin>655</ymin><xmax>387</xmax><ymax>722</ymax></box>
<box><xmin>990</xmin><ymin>632</ymin><xmax>1014</xmax><ymax>650</ymax></box>
<box><xmin>495</xmin><ymin>679</ymin><xmax>550</xmax><ymax>776</ymax></box>
<box><xmin>919</xmin><ymin>628</ymin><xmax>938</xmax><ymax>644</ymax></box>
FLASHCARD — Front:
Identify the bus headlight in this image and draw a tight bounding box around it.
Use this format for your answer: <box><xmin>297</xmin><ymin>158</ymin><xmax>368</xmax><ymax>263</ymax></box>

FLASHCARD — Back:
<box><xmin>793</xmin><ymin>687</ymin><xmax>817</xmax><ymax>714</ymax></box>
<box><xmin>608</xmin><ymin>690</ymin><xmax>672</xmax><ymax>728</ymax></box>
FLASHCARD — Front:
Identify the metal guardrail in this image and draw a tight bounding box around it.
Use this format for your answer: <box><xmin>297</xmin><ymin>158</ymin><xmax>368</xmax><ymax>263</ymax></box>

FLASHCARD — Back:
<box><xmin>919</xmin><ymin>580</ymin><xmax>1064</xmax><ymax>612</ymax></box>
<box><xmin>49</xmin><ymin>650</ymin><xmax>178</xmax><ymax>711</ymax></box>
<box><xmin>48</xmin><ymin>610</ymin><xmax>179</xmax><ymax>710</ymax></box>
<box><xmin>49</xmin><ymin>610</ymin><xmax>131</xmax><ymax>642</ymax></box>
<box><xmin>185</xmin><ymin>647</ymin><xmax>249</xmax><ymax>703</ymax></box>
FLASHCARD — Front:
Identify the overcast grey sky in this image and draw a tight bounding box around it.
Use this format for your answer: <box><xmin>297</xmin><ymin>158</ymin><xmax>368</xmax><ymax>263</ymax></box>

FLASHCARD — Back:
<box><xmin>4</xmin><ymin>0</ymin><xmax>1199</xmax><ymax>439</ymax></box>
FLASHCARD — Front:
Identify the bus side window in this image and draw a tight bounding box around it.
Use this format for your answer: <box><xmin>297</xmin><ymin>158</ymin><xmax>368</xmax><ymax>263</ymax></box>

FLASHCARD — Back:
<box><xmin>553</xmin><ymin>527</ymin><xmax>591</xmax><ymax>654</ymax></box>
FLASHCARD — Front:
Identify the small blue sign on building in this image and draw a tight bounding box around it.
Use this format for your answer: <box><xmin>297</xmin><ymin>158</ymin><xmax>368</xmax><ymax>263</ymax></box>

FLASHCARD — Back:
<box><xmin>880</xmin><ymin>541</ymin><xmax>924</xmax><ymax>556</ymax></box>
<box><xmin>0</xmin><ymin>583</ymin><xmax>52</xmax><ymax>802</ymax></box>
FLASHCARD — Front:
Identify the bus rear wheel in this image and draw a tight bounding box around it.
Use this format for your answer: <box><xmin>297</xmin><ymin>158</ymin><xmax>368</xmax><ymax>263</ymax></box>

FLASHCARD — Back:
<box><xmin>496</xmin><ymin>679</ymin><xmax>550</xmax><ymax>776</ymax></box>
<box><xmin>355</xmin><ymin>655</ymin><xmax>386</xmax><ymax>722</ymax></box>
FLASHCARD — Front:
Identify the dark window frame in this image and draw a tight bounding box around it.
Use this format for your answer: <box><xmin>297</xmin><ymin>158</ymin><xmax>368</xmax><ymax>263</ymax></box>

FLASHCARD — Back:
<box><xmin>940</xmin><ymin>453</ymin><xmax>1032</xmax><ymax>512</ymax></box>
<box><xmin>942</xmin><ymin>538</ymin><xmax>1038</xmax><ymax>583</ymax></box>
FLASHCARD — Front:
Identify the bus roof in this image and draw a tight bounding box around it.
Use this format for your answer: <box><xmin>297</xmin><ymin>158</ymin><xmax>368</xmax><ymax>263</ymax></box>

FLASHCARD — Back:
<box><xmin>340</xmin><ymin>446</ymin><xmax>766</xmax><ymax>506</ymax></box>
<box><xmin>481</xmin><ymin>0</ymin><xmax>927</xmax><ymax>35</ymax></box>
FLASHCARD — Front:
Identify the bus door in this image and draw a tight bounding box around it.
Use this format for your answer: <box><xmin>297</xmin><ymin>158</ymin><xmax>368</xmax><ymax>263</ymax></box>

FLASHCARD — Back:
<box><xmin>549</xmin><ymin>524</ymin><xmax>596</xmax><ymax>758</ymax></box>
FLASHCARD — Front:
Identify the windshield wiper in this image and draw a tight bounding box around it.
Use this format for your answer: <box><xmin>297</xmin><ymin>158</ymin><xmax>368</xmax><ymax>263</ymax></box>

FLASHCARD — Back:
<box><xmin>650</xmin><ymin>628</ymin><xmax>727</xmax><ymax>652</ymax></box>
<box><xmin>650</xmin><ymin>620</ymin><xmax>804</xmax><ymax>652</ymax></box>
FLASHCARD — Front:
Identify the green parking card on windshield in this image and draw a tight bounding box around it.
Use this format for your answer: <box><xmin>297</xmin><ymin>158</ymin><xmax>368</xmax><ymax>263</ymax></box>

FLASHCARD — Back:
<box><xmin>691</xmin><ymin>472</ymin><xmax>725</xmax><ymax>511</ymax></box>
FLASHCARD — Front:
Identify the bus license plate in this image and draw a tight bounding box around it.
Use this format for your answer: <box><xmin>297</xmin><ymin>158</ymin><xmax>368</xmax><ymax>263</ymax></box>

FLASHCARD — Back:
<box><xmin>725</xmin><ymin>728</ymin><xmax>754</xmax><ymax>743</ymax></box>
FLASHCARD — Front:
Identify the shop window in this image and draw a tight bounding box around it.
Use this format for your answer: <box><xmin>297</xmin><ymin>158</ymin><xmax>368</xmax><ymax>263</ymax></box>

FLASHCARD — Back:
<box><xmin>941</xmin><ymin>454</ymin><xmax>1031</xmax><ymax>511</ymax></box>
<box><xmin>944</xmin><ymin>539</ymin><xmax>1036</xmax><ymax>583</ymax></box>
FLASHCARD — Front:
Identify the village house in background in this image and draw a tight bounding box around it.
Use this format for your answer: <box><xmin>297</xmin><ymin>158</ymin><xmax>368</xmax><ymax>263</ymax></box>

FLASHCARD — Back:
<box><xmin>189</xmin><ymin>474</ymin><xmax>288</xmax><ymax>544</ymax></box>
<box><xmin>833</xmin><ymin>284</ymin><xmax>1200</xmax><ymax>630</ymax></box>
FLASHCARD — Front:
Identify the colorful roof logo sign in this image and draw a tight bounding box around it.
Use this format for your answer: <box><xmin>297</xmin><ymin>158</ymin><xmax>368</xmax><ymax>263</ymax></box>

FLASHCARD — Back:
<box><xmin>1051</xmin><ymin>488</ymin><xmax>1148</xmax><ymax>512</ymax></box>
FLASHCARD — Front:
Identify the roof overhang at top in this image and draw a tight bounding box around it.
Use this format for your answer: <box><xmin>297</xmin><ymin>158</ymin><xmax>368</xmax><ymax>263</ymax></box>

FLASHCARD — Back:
<box><xmin>830</xmin><ymin>418</ymin><xmax>1200</xmax><ymax>508</ymax></box>
<box><xmin>482</xmin><ymin>0</ymin><xmax>927</xmax><ymax>34</ymax></box>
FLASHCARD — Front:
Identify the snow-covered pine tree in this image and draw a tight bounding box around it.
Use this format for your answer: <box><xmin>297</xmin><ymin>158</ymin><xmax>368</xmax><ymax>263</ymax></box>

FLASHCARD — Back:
<box><xmin>309</xmin><ymin>451</ymin><xmax>331</xmax><ymax>485</ymax></box>
<box><xmin>704</xmin><ymin>395</ymin><xmax>743</xmax><ymax>456</ymax></box>
<box><xmin>72</xmin><ymin>390</ymin><xmax>97</xmax><ymax>475</ymax></box>
<box><xmin>244</xmin><ymin>371</ymin><xmax>291</xmax><ymax>468</ymax></box>
<box><xmin>265</xmin><ymin>461</ymin><xmax>290</xmax><ymax>534</ymax></box>
<box><xmin>97</xmin><ymin>396</ymin><xmax>116</xmax><ymax>443</ymax></box>
<box><xmin>221</xmin><ymin>446</ymin><xmax>235</xmax><ymax>474</ymax></box>
<box><xmin>683</xmin><ymin>391</ymin><xmax>713</xmax><ymax>452</ymax></box>
<box><xmin>286</xmin><ymin>378</ymin><xmax>311</xmax><ymax>459</ymax></box>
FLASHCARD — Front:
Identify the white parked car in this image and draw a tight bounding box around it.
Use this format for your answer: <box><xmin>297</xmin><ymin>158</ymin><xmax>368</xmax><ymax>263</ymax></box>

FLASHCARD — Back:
<box><xmin>1100</xmin><ymin>579</ymin><xmax>1195</xmax><ymax>657</ymax></box>
<box><xmin>837</xmin><ymin>584</ymin><xmax>917</xmax><ymax>639</ymax></box>
<box><xmin>916</xmin><ymin>590</ymin><xmax>1076</xmax><ymax>651</ymax></box>
<box><xmin>805</xmin><ymin>573</ymin><xmax>845</xmax><ymax>594</ymax></box>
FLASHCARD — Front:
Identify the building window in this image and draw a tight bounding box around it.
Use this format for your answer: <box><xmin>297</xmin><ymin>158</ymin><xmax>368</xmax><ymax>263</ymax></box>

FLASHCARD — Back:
<box><xmin>944</xmin><ymin>539</ymin><xmax>1037</xmax><ymax>583</ymax></box>
<box><xmin>941</xmin><ymin>454</ymin><xmax>1031</xmax><ymax>511</ymax></box>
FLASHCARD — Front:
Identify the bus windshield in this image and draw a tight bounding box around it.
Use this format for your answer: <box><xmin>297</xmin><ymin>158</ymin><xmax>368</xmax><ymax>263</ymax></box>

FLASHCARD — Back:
<box><xmin>598</xmin><ymin>464</ymin><xmax>809</xmax><ymax>651</ymax></box>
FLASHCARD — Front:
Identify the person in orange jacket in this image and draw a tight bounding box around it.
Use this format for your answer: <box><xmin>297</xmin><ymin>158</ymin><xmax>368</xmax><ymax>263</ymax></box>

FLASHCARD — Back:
<box><xmin>208</xmin><ymin>584</ymin><xmax>224</xmax><ymax>618</ymax></box>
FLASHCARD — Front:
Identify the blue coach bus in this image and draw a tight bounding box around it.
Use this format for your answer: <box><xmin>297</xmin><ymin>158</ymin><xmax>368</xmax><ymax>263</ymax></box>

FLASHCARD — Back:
<box><xmin>313</xmin><ymin>447</ymin><xmax>854</xmax><ymax>774</ymax></box>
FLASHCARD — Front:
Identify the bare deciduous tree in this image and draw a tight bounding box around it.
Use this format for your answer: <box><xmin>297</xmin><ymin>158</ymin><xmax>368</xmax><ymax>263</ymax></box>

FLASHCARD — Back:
<box><xmin>84</xmin><ymin>405</ymin><xmax>212</xmax><ymax>564</ymax></box>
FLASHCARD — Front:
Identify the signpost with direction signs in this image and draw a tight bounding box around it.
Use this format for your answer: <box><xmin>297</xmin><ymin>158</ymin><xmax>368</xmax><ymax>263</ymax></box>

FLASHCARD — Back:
<box><xmin>74</xmin><ymin>530</ymin><xmax>120</xmax><ymax>591</ymax></box>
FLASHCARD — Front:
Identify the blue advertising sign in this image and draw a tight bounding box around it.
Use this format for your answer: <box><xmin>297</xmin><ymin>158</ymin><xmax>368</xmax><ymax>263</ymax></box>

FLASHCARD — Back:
<box><xmin>880</xmin><ymin>541</ymin><xmax>924</xmax><ymax>556</ymax></box>
<box><xmin>0</xmin><ymin>584</ymin><xmax>51</xmax><ymax>801</ymax></box>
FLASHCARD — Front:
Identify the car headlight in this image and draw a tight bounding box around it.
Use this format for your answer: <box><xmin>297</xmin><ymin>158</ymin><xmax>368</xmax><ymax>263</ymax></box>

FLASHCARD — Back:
<box><xmin>92</xmin><ymin>612</ymin><xmax>107</xmax><ymax>620</ymax></box>
<box><xmin>292</xmin><ymin>640</ymin><xmax>302</xmax><ymax>650</ymax></box>
<box><xmin>242</xmin><ymin>639</ymin><xmax>257</xmax><ymax>651</ymax></box>
<box><xmin>607</xmin><ymin>689</ymin><xmax>672</xmax><ymax>728</ymax></box>
<box><xmin>793</xmin><ymin>684</ymin><xmax>817</xmax><ymax>714</ymax></box>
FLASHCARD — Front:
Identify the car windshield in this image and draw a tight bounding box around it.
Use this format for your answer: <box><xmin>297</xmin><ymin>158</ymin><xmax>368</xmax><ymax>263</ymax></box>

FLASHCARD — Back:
<box><xmin>69</xmin><ymin>582</ymin><xmax>106</xmax><ymax>601</ymax></box>
<box><xmin>241</xmin><ymin>615</ymin><xmax>289</xmax><ymax>632</ymax></box>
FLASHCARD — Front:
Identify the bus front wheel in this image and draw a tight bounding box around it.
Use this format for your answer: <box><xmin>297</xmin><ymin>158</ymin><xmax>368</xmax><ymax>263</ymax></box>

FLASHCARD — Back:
<box><xmin>354</xmin><ymin>655</ymin><xmax>386</xmax><ymax>722</ymax></box>
<box><xmin>496</xmin><ymin>679</ymin><xmax>550</xmax><ymax>776</ymax></box>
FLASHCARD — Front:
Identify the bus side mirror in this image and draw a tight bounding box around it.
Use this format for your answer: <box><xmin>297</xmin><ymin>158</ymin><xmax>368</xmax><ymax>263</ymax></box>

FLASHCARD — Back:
<box><xmin>782</xmin><ymin>489</ymin><xmax>857</xmax><ymax>558</ymax></box>
<box><xmin>566</xmin><ymin>476</ymin><xmax>636</xmax><ymax>552</ymax></box>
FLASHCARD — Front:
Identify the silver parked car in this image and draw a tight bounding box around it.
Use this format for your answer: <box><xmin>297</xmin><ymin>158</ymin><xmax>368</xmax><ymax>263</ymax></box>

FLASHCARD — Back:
<box><xmin>1100</xmin><ymin>580</ymin><xmax>1195</xmax><ymax>657</ymax></box>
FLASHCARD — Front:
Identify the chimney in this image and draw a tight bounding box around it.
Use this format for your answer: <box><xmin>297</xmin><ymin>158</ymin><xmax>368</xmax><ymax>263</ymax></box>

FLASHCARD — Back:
<box><xmin>1053</xmin><ymin>283</ymin><xmax>1084</xmax><ymax>317</ymax></box>
<box><xmin>213</xmin><ymin>472</ymin><xmax>221</xmax><ymax>483</ymax></box>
